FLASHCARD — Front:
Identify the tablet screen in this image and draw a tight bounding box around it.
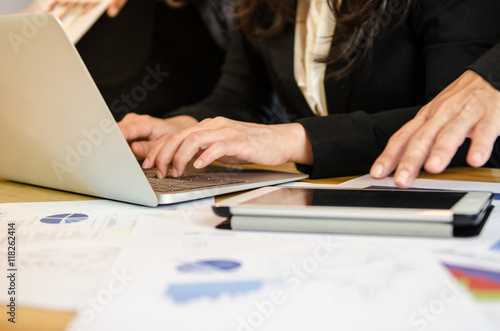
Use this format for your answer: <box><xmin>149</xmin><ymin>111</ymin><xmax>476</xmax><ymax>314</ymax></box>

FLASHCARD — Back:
<box><xmin>242</xmin><ymin>188</ymin><xmax>466</xmax><ymax>209</ymax></box>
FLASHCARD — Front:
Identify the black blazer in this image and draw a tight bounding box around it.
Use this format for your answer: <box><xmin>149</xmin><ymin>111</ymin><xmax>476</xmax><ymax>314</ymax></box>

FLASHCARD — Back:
<box><xmin>75</xmin><ymin>0</ymin><xmax>234</xmax><ymax>120</ymax></box>
<box><xmin>169</xmin><ymin>0</ymin><xmax>500</xmax><ymax>178</ymax></box>
<box><xmin>77</xmin><ymin>0</ymin><xmax>233</xmax><ymax>87</ymax></box>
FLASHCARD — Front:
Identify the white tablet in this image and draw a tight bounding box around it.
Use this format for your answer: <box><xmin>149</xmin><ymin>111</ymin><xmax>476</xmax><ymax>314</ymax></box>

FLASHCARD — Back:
<box><xmin>213</xmin><ymin>187</ymin><xmax>494</xmax><ymax>237</ymax></box>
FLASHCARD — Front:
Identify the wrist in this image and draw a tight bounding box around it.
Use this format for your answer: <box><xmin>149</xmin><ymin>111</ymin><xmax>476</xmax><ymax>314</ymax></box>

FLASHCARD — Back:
<box><xmin>276</xmin><ymin>123</ymin><xmax>313</xmax><ymax>165</ymax></box>
<box><xmin>461</xmin><ymin>70</ymin><xmax>494</xmax><ymax>90</ymax></box>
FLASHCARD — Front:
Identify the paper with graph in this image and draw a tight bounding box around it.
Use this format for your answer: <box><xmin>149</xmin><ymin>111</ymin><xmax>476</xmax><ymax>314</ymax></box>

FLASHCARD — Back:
<box><xmin>68</xmin><ymin>228</ymin><xmax>496</xmax><ymax>331</ymax></box>
<box><xmin>0</xmin><ymin>198</ymin><xmax>213</xmax><ymax>310</ymax></box>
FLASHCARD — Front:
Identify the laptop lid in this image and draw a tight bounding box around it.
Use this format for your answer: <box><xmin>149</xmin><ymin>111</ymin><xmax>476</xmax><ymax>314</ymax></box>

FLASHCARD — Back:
<box><xmin>0</xmin><ymin>13</ymin><xmax>159</xmax><ymax>206</ymax></box>
<box><xmin>0</xmin><ymin>13</ymin><xmax>307</xmax><ymax>207</ymax></box>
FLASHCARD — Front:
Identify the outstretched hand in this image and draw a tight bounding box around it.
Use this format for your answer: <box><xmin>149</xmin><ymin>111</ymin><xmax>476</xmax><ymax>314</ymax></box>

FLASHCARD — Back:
<box><xmin>371</xmin><ymin>70</ymin><xmax>500</xmax><ymax>188</ymax></box>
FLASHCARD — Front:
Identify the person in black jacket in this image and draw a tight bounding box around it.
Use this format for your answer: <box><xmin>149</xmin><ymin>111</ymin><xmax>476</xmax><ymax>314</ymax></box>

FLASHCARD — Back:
<box><xmin>372</xmin><ymin>42</ymin><xmax>500</xmax><ymax>187</ymax></box>
<box><xmin>76</xmin><ymin>0</ymin><xmax>234</xmax><ymax>121</ymax></box>
<box><xmin>119</xmin><ymin>0</ymin><xmax>500</xmax><ymax>180</ymax></box>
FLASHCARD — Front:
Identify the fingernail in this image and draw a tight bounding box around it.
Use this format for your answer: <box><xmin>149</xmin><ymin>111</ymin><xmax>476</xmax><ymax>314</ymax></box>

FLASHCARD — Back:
<box><xmin>470</xmin><ymin>152</ymin><xmax>484</xmax><ymax>166</ymax></box>
<box><xmin>193</xmin><ymin>159</ymin><xmax>203</xmax><ymax>169</ymax></box>
<box><xmin>426</xmin><ymin>155</ymin><xmax>442</xmax><ymax>171</ymax></box>
<box><xmin>142</xmin><ymin>158</ymin><xmax>151</xmax><ymax>169</ymax></box>
<box><xmin>395</xmin><ymin>169</ymin><xmax>411</xmax><ymax>188</ymax></box>
<box><xmin>172</xmin><ymin>168</ymin><xmax>178</xmax><ymax>178</ymax></box>
<box><xmin>157</xmin><ymin>169</ymin><xmax>164</xmax><ymax>179</ymax></box>
<box><xmin>371</xmin><ymin>163</ymin><xmax>384</xmax><ymax>178</ymax></box>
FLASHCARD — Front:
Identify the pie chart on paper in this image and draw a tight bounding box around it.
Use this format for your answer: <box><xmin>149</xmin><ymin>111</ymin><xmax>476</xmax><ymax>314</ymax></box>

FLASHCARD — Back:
<box><xmin>40</xmin><ymin>213</ymin><xmax>89</xmax><ymax>224</ymax></box>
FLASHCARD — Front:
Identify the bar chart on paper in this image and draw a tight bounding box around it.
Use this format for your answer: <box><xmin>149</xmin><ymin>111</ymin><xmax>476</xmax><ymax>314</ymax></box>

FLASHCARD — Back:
<box><xmin>39</xmin><ymin>0</ymin><xmax>111</xmax><ymax>43</ymax></box>
<box><xmin>166</xmin><ymin>280</ymin><xmax>265</xmax><ymax>304</ymax></box>
<box><xmin>166</xmin><ymin>259</ymin><xmax>266</xmax><ymax>303</ymax></box>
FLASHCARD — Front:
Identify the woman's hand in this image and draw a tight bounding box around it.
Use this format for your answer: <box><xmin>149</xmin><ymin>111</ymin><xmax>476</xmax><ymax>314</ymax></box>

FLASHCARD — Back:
<box><xmin>118</xmin><ymin>113</ymin><xmax>199</xmax><ymax>159</ymax></box>
<box><xmin>371</xmin><ymin>70</ymin><xmax>500</xmax><ymax>188</ymax></box>
<box><xmin>140</xmin><ymin>117</ymin><xmax>313</xmax><ymax>178</ymax></box>
<box><xmin>107</xmin><ymin>0</ymin><xmax>128</xmax><ymax>17</ymax></box>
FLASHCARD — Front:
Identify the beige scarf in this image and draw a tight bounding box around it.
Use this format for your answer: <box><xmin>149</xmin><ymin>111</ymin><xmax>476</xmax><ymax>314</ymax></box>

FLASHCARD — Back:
<box><xmin>294</xmin><ymin>0</ymin><xmax>336</xmax><ymax>116</ymax></box>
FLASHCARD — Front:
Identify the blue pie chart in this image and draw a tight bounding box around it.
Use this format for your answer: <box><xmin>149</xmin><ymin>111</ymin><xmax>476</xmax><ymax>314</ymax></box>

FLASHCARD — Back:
<box><xmin>177</xmin><ymin>260</ymin><xmax>242</xmax><ymax>273</ymax></box>
<box><xmin>40</xmin><ymin>213</ymin><xmax>89</xmax><ymax>224</ymax></box>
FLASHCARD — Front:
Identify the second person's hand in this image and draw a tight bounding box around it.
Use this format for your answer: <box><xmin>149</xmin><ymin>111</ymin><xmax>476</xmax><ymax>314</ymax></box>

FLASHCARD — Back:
<box><xmin>107</xmin><ymin>0</ymin><xmax>128</xmax><ymax>17</ymax></box>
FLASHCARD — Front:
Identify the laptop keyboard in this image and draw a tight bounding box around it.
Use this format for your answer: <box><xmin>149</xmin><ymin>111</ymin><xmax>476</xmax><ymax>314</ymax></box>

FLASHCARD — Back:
<box><xmin>144</xmin><ymin>169</ymin><xmax>248</xmax><ymax>193</ymax></box>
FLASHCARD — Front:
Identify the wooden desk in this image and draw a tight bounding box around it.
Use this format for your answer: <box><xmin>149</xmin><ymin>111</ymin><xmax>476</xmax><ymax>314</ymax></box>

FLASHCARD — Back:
<box><xmin>2</xmin><ymin>166</ymin><xmax>500</xmax><ymax>331</ymax></box>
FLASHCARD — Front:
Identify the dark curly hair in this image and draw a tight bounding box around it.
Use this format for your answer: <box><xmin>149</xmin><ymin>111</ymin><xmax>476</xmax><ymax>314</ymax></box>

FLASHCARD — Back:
<box><xmin>236</xmin><ymin>0</ymin><xmax>414</xmax><ymax>80</ymax></box>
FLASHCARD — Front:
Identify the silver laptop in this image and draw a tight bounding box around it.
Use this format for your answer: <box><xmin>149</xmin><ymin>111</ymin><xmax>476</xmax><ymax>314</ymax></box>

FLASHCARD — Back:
<box><xmin>0</xmin><ymin>13</ymin><xmax>307</xmax><ymax>207</ymax></box>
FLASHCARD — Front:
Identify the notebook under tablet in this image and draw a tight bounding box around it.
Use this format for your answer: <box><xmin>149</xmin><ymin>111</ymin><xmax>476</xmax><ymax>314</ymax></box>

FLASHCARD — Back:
<box><xmin>0</xmin><ymin>13</ymin><xmax>307</xmax><ymax>207</ymax></box>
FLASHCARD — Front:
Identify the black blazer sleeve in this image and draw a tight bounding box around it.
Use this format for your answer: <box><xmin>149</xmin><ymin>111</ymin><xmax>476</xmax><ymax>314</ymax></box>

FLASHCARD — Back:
<box><xmin>468</xmin><ymin>42</ymin><xmax>500</xmax><ymax>91</ymax></box>
<box><xmin>166</xmin><ymin>29</ymin><xmax>280</xmax><ymax>124</ymax></box>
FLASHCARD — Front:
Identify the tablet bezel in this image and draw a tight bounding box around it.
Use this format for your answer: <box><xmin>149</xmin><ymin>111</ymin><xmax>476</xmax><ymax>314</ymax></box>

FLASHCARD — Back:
<box><xmin>213</xmin><ymin>187</ymin><xmax>494</xmax><ymax>226</ymax></box>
